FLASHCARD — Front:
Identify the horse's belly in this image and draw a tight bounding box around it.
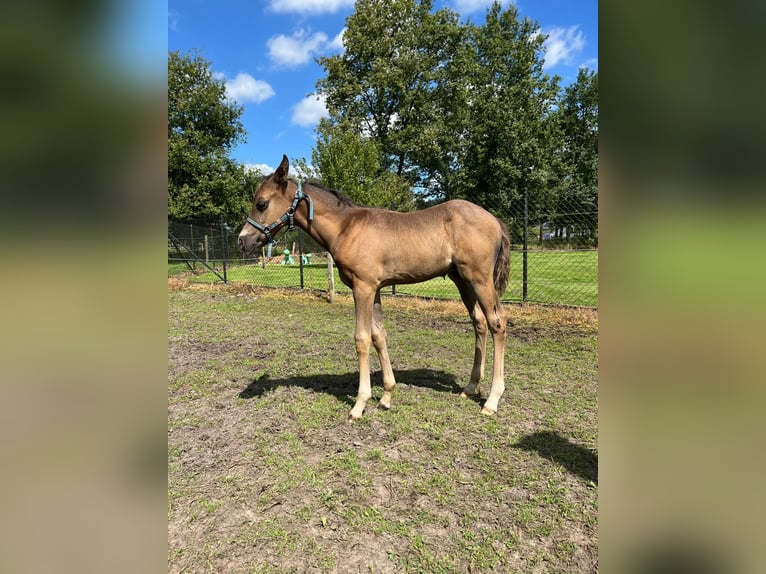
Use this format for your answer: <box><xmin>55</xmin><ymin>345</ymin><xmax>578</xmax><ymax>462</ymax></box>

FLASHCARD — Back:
<box><xmin>383</xmin><ymin>247</ymin><xmax>452</xmax><ymax>284</ymax></box>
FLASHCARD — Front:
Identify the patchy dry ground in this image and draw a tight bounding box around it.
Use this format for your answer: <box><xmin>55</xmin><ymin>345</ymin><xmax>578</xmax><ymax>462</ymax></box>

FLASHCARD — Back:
<box><xmin>168</xmin><ymin>283</ymin><xmax>597</xmax><ymax>573</ymax></box>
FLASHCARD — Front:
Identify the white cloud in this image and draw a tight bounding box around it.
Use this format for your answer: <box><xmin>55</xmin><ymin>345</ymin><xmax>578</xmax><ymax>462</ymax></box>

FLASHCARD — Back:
<box><xmin>328</xmin><ymin>28</ymin><xmax>346</xmax><ymax>52</ymax></box>
<box><xmin>225</xmin><ymin>73</ymin><xmax>275</xmax><ymax>104</ymax></box>
<box><xmin>291</xmin><ymin>94</ymin><xmax>328</xmax><ymax>127</ymax></box>
<box><xmin>168</xmin><ymin>9</ymin><xmax>180</xmax><ymax>32</ymax></box>
<box><xmin>543</xmin><ymin>25</ymin><xmax>586</xmax><ymax>69</ymax></box>
<box><xmin>268</xmin><ymin>0</ymin><xmax>355</xmax><ymax>15</ymax></box>
<box><xmin>579</xmin><ymin>58</ymin><xmax>598</xmax><ymax>71</ymax></box>
<box><xmin>267</xmin><ymin>29</ymin><xmax>328</xmax><ymax>68</ymax></box>
<box><xmin>245</xmin><ymin>162</ymin><xmax>315</xmax><ymax>179</ymax></box>
<box><xmin>266</xmin><ymin>27</ymin><xmax>345</xmax><ymax>67</ymax></box>
<box><xmin>291</xmin><ymin>162</ymin><xmax>318</xmax><ymax>180</ymax></box>
<box><xmin>245</xmin><ymin>163</ymin><xmax>275</xmax><ymax>176</ymax></box>
<box><xmin>451</xmin><ymin>0</ymin><xmax>514</xmax><ymax>14</ymax></box>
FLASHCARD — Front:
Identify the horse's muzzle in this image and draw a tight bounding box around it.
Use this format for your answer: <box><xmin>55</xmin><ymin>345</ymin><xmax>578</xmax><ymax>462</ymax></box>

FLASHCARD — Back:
<box><xmin>238</xmin><ymin>231</ymin><xmax>262</xmax><ymax>255</ymax></box>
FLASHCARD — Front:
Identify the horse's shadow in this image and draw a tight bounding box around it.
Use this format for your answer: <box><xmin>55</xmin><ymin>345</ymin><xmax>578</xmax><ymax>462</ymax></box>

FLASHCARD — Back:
<box><xmin>238</xmin><ymin>368</ymin><xmax>462</xmax><ymax>405</ymax></box>
<box><xmin>513</xmin><ymin>430</ymin><xmax>598</xmax><ymax>484</ymax></box>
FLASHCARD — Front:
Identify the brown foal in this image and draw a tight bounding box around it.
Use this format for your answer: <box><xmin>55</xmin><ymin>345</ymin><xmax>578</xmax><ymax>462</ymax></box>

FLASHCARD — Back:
<box><xmin>238</xmin><ymin>155</ymin><xmax>510</xmax><ymax>420</ymax></box>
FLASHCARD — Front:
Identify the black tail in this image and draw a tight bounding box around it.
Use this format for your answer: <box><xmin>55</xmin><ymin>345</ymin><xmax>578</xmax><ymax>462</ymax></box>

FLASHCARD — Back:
<box><xmin>494</xmin><ymin>219</ymin><xmax>510</xmax><ymax>295</ymax></box>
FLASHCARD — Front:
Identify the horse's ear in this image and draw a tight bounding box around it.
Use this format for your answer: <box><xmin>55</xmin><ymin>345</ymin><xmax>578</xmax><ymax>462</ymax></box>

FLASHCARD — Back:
<box><xmin>274</xmin><ymin>155</ymin><xmax>289</xmax><ymax>183</ymax></box>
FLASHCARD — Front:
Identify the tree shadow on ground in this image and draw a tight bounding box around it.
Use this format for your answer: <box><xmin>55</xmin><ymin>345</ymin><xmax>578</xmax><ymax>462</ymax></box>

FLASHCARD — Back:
<box><xmin>513</xmin><ymin>431</ymin><xmax>598</xmax><ymax>484</ymax></box>
<box><xmin>238</xmin><ymin>368</ymin><xmax>461</xmax><ymax>406</ymax></box>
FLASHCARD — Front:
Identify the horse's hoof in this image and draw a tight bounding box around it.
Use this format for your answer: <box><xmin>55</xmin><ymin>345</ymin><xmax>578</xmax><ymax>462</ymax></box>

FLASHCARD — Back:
<box><xmin>480</xmin><ymin>406</ymin><xmax>496</xmax><ymax>416</ymax></box>
<box><xmin>347</xmin><ymin>414</ymin><xmax>361</xmax><ymax>423</ymax></box>
<box><xmin>460</xmin><ymin>391</ymin><xmax>469</xmax><ymax>399</ymax></box>
<box><xmin>378</xmin><ymin>401</ymin><xmax>391</xmax><ymax>410</ymax></box>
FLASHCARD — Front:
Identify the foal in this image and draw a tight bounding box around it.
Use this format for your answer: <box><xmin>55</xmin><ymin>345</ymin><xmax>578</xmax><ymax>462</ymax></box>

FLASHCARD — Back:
<box><xmin>238</xmin><ymin>155</ymin><xmax>509</xmax><ymax>420</ymax></box>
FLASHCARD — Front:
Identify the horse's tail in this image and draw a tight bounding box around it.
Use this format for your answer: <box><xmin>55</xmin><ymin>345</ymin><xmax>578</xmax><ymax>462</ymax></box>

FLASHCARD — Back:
<box><xmin>494</xmin><ymin>218</ymin><xmax>510</xmax><ymax>295</ymax></box>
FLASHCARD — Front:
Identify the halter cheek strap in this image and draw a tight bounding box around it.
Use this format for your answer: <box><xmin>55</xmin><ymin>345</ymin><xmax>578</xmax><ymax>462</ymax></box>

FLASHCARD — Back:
<box><xmin>246</xmin><ymin>182</ymin><xmax>315</xmax><ymax>244</ymax></box>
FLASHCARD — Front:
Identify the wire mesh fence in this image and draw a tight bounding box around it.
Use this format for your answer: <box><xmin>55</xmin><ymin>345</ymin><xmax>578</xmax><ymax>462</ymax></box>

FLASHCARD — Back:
<box><xmin>168</xmin><ymin>199</ymin><xmax>597</xmax><ymax>308</ymax></box>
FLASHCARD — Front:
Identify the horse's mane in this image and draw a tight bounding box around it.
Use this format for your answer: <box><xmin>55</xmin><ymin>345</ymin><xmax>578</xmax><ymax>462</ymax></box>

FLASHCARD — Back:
<box><xmin>304</xmin><ymin>181</ymin><xmax>357</xmax><ymax>207</ymax></box>
<box><xmin>260</xmin><ymin>170</ymin><xmax>357</xmax><ymax>208</ymax></box>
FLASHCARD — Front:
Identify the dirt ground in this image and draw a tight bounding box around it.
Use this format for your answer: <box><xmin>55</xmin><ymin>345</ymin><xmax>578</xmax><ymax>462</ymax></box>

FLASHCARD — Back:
<box><xmin>168</xmin><ymin>283</ymin><xmax>597</xmax><ymax>573</ymax></box>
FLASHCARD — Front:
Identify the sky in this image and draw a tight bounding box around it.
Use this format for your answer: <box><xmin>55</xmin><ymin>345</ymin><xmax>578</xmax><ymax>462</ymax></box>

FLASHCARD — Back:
<box><xmin>168</xmin><ymin>0</ymin><xmax>597</xmax><ymax>175</ymax></box>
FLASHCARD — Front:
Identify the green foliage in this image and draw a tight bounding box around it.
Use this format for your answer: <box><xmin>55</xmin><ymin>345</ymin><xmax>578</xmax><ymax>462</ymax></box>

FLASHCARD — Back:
<box><xmin>168</xmin><ymin>50</ymin><xmax>255</xmax><ymax>225</ymax></box>
<box><xmin>317</xmin><ymin>0</ymin><xmax>466</xmax><ymax>196</ymax></box>
<box><xmin>312</xmin><ymin>119</ymin><xmax>414</xmax><ymax>209</ymax></box>
<box><xmin>549</xmin><ymin>68</ymin><xmax>598</xmax><ymax>240</ymax></box>
<box><xmin>314</xmin><ymin>0</ymin><xmax>598</xmax><ymax>229</ymax></box>
<box><xmin>456</xmin><ymin>3</ymin><xmax>560</xmax><ymax>216</ymax></box>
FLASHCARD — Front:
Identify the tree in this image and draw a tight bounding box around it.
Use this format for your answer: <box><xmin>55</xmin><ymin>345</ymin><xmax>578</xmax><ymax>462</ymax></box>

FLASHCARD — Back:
<box><xmin>455</xmin><ymin>3</ymin><xmax>560</xmax><ymax>225</ymax></box>
<box><xmin>551</xmin><ymin>68</ymin><xmax>598</xmax><ymax>245</ymax></box>
<box><xmin>311</xmin><ymin>118</ymin><xmax>414</xmax><ymax>209</ymax></box>
<box><xmin>316</xmin><ymin>0</ymin><xmax>465</xmax><ymax>194</ymax></box>
<box><xmin>168</xmin><ymin>50</ymin><xmax>253</xmax><ymax>224</ymax></box>
<box><xmin>313</xmin><ymin>0</ymin><xmax>594</xmax><ymax>238</ymax></box>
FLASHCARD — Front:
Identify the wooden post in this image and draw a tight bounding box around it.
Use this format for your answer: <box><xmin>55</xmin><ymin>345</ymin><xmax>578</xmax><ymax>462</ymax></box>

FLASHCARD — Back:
<box><xmin>327</xmin><ymin>253</ymin><xmax>335</xmax><ymax>304</ymax></box>
<box><xmin>204</xmin><ymin>234</ymin><xmax>209</xmax><ymax>263</ymax></box>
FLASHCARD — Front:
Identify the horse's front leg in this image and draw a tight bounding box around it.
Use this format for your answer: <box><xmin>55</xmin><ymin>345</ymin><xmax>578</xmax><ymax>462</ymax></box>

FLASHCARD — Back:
<box><xmin>349</xmin><ymin>284</ymin><xmax>375</xmax><ymax>421</ymax></box>
<box><xmin>372</xmin><ymin>289</ymin><xmax>396</xmax><ymax>409</ymax></box>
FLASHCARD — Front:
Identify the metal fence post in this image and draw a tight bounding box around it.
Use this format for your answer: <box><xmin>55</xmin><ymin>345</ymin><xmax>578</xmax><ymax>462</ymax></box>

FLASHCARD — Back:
<box><xmin>298</xmin><ymin>230</ymin><xmax>305</xmax><ymax>290</ymax></box>
<box><xmin>327</xmin><ymin>252</ymin><xmax>335</xmax><ymax>303</ymax></box>
<box><xmin>220</xmin><ymin>217</ymin><xmax>228</xmax><ymax>284</ymax></box>
<box><xmin>523</xmin><ymin>186</ymin><xmax>528</xmax><ymax>303</ymax></box>
<box><xmin>189</xmin><ymin>223</ymin><xmax>196</xmax><ymax>269</ymax></box>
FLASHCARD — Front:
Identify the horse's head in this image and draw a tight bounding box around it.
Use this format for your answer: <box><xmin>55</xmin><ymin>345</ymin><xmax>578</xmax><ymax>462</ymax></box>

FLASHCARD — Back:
<box><xmin>238</xmin><ymin>154</ymin><xmax>294</xmax><ymax>255</ymax></box>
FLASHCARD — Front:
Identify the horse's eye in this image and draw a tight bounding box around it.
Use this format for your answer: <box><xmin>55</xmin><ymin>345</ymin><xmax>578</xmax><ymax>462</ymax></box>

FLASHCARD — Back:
<box><xmin>256</xmin><ymin>200</ymin><xmax>268</xmax><ymax>212</ymax></box>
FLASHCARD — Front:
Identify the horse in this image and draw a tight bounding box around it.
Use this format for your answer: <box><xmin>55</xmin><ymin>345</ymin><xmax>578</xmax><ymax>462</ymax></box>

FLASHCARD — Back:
<box><xmin>238</xmin><ymin>155</ymin><xmax>510</xmax><ymax>420</ymax></box>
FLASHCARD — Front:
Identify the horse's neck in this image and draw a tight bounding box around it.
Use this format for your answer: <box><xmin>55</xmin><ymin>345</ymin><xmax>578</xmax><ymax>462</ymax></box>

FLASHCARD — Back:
<box><xmin>299</xmin><ymin>186</ymin><xmax>356</xmax><ymax>253</ymax></box>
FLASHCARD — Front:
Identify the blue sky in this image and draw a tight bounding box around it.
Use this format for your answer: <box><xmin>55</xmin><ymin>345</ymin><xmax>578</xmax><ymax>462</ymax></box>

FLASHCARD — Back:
<box><xmin>168</xmin><ymin>0</ymin><xmax>597</xmax><ymax>175</ymax></box>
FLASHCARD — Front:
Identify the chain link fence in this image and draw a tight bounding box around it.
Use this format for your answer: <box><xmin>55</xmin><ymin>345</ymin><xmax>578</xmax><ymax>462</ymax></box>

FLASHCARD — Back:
<box><xmin>168</xmin><ymin>198</ymin><xmax>597</xmax><ymax>308</ymax></box>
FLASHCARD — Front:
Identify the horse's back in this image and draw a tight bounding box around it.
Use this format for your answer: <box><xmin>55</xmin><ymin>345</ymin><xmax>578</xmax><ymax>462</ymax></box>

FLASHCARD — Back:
<box><xmin>427</xmin><ymin>200</ymin><xmax>503</xmax><ymax>242</ymax></box>
<box><xmin>390</xmin><ymin>199</ymin><xmax>495</xmax><ymax>229</ymax></box>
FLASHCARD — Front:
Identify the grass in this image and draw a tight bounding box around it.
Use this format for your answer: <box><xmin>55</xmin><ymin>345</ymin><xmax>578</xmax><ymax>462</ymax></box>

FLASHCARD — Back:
<box><xmin>169</xmin><ymin>248</ymin><xmax>598</xmax><ymax>307</ymax></box>
<box><xmin>168</xmin><ymin>284</ymin><xmax>598</xmax><ymax>573</ymax></box>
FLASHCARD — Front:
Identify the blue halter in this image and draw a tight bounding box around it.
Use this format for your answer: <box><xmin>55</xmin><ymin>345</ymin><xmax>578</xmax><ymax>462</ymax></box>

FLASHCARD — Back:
<box><xmin>246</xmin><ymin>182</ymin><xmax>315</xmax><ymax>244</ymax></box>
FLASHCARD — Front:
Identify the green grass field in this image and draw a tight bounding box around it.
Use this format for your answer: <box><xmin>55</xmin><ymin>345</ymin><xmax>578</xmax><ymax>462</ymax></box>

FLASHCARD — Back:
<box><xmin>169</xmin><ymin>249</ymin><xmax>598</xmax><ymax>307</ymax></box>
<box><xmin>168</xmin><ymin>287</ymin><xmax>598</xmax><ymax>573</ymax></box>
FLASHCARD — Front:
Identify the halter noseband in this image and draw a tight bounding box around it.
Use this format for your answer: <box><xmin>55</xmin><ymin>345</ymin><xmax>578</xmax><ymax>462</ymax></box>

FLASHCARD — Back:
<box><xmin>245</xmin><ymin>181</ymin><xmax>314</xmax><ymax>244</ymax></box>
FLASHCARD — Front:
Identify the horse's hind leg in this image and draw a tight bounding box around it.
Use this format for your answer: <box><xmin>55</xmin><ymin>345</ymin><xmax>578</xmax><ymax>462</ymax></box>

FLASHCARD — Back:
<box><xmin>449</xmin><ymin>271</ymin><xmax>488</xmax><ymax>399</ymax></box>
<box><xmin>372</xmin><ymin>289</ymin><xmax>396</xmax><ymax>409</ymax></box>
<box><xmin>462</xmin><ymin>299</ymin><xmax>488</xmax><ymax>399</ymax></box>
<box><xmin>472</xmin><ymin>283</ymin><xmax>507</xmax><ymax>415</ymax></box>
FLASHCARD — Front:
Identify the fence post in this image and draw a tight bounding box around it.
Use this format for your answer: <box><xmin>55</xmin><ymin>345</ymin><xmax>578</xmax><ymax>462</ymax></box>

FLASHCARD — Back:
<box><xmin>189</xmin><ymin>223</ymin><xmax>196</xmax><ymax>269</ymax></box>
<box><xmin>220</xmin><ymin>217</ymin><xmax>228</xmax><ymax>284</ymax></box>
<box><xmin>523</xmin><ymin>186</ymin><xmax>528</xmax><ymax>303</ymax></box>
<box><xmin>327</xmin><ymin>253</ymin><xmax>335</xmax><ymax>303</ymax></box>
<box><xmin>298</xmin><ymin>231</ymin><xmax>305</xmax><ymax>290</ymax></box>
